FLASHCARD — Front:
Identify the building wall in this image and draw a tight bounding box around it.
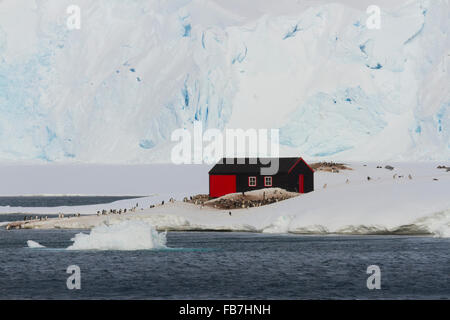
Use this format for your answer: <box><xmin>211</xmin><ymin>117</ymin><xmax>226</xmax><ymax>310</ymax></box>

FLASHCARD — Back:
<box><xmin>235</xmin><ymin>174</ymin><xmax>289</xmax><ymax>193</ymax></box>
<box><xmin>286</xmin><ymin>161</ymin><xmax>314</xmax><ymax>193</ymax></box>
<box><xmin>233</xmin><ymin>164</ymin><xmax>314</xmax><ymax>193</ymax></box>
<box><xmin>235</xmin><ymin>173</ymin><xmax>315</xmax><ymax>193</ymax></box>
<box><xmin>209</xmin><ymin>175</ymin><xmax>236</xmax><ymax>198</ymax></box>
<box><xmin>209</xmin><ymin>160</ymin><xmax>314</xmax><ymax>197</ymax></box>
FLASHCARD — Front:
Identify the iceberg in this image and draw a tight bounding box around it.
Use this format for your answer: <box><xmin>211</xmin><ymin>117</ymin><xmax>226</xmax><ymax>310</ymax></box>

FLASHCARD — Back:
<box><xmin>66</xmin><ymin>220</ymin><xmax>167</xmax><ymax>251</ymax></box>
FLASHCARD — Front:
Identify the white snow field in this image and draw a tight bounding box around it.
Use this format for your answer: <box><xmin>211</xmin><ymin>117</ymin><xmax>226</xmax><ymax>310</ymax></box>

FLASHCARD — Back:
<box><xmin>5</xmin><ymin>162</ymin><xmax>450</xmax><ymax>237</ymax></box>
<box><xmin>0</xmin><ymin>0</ymin><xmax>448</xmax><ymax>163</ymax></box>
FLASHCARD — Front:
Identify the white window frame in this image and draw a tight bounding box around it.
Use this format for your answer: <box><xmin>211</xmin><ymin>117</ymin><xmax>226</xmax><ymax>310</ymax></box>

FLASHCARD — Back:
<box><xmin>248</xmin><ymin>176</ymin><xmax>257</xmax><ymax>187</ymax></box>
<box><xmin>264</xmin><ymin>176</ymin><xmax>273</xmax><ymax>187</ymax></box>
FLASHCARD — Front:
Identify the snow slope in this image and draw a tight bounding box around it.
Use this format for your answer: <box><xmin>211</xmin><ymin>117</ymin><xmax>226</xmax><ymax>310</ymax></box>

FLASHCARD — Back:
<box><xmin>7</xmin><ymin>163</ymin><xmax>450</xmax><ymax>237</ymax></box>
<box><xmin>0</xmin><ymin>0</ymin><xmax>448</xmax><ymax>163</ymax></box>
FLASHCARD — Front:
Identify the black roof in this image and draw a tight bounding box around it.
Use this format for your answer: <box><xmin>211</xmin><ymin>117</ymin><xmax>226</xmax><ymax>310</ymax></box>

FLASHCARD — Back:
<box><xmin>209</xmin><ymin>157</ymin><xmax>313</xmax><ymax>175</ymax></box>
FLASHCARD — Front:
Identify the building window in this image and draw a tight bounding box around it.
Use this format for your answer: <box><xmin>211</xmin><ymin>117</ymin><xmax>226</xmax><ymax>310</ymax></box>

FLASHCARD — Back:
<box><xmin>264</xmin><ymin>176</ymin><xmax>272</xmax><ymax>187</ymax></box>
<box><xmin>248</xmin><ymin>176</ymin><xmax>257</xmax><ymax>187</ymax></box>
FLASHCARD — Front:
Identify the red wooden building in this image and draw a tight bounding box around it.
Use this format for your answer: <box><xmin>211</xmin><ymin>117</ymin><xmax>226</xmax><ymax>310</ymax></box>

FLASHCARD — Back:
<box><xmin>209</xmin><ymin>157</ymin><xmax>314</xmax><ymax>198</ymax></box>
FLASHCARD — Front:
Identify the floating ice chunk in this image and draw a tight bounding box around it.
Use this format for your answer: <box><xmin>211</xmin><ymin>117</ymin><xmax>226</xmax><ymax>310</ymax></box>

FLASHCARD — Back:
<box><xmin>27</xmin><ymin>240</ymin><xmax>45</xmax><ymax>248</ymax></box>
<box><xmin>67</xmin><ymin>220</ymin><xmax>167</xmax><ymax>251</ymax></box>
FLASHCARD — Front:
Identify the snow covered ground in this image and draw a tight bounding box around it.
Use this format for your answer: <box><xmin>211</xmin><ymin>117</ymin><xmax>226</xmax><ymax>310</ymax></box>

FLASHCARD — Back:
<box><xmin>3</xmin><ymin>162</ymin><xmax>449</xmax><ymax>237</ymax></box>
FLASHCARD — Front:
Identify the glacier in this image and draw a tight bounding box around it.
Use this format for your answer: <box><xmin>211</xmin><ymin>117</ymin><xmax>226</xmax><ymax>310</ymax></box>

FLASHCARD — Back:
<box><xmin>0</xmin><ymin>0</ymin><xmax>449</xmax><ymax>163</ymax></box>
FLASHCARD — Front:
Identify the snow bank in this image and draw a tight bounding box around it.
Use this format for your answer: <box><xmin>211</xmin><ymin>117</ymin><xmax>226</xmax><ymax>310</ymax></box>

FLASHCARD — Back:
<box><xmin>7</xmin><ymin>163</ymin><xmax>450</xmax><ymax>237</ymax></box>
<box><xmin>66</xmin><ymin>221</ymin><xmax>167</xmax><ymax>251</ymax></box>
<box><xmin>412</xmin><ymin>209</ymin><xmax>450</xmax><ymax>238</ymax></box>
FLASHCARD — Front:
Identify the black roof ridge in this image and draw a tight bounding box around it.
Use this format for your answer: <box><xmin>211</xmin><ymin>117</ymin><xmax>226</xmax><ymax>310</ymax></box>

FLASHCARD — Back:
<box><xmin>209</xmin><ymin>156</ymin><xmax>313</xmax><ymax>174</ymax></box>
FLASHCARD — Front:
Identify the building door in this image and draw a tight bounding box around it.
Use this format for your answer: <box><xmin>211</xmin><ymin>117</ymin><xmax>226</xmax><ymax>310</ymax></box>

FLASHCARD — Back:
<box><xmin>298</xmin><ymin>174</ymin><xmax>304</xmax><ymax>193</ymax></box>
<box><xmin>209</xmin><ymin>175</ymin><xmax>236</xmax><ymax>198</ymax></box>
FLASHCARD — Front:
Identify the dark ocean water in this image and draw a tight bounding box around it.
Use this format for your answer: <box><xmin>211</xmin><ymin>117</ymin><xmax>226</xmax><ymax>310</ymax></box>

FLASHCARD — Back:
<box><xmin>0</xmin><ymin>196</ymin><xmax>142</xmax><ymax>208</ymax></box>
<box><xmin>0</xmin><ymin>197</ymin><xmax>448</xmax><ymax>300</ymax></box>
<box><xmin>0</xmin><ymin>229</ymin><xmax>448</xmax><ymax>300</ymax></box>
